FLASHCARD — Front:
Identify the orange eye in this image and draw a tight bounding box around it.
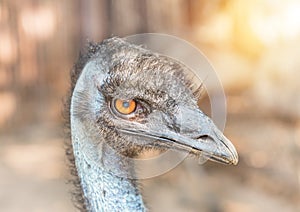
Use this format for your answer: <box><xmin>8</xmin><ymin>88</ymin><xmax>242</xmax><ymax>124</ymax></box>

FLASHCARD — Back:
<box><xmin>114</xmin><ymin>99</ymin><xmax>136</xmax><ymax>115</ymax></box>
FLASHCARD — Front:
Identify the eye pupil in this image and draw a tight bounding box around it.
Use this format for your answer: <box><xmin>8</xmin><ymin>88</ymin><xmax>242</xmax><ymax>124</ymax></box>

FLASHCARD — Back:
<box><xmin>123</xmin><ymin>101</ymin><xmax>130</xmax><ymax>108</ymax></box>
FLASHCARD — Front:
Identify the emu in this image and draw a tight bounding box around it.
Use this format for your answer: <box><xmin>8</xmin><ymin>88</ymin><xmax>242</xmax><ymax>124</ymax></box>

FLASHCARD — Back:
<box><xmin>66</xmin><ymin>37</ymin><xmax>238</xmax><ymax>211</ymax></box>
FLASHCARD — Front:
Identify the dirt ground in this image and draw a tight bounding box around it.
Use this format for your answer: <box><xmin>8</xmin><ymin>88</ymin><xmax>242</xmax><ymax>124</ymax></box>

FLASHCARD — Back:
<box><xmin>0</xmin><ymin>93</ymin><xmax>299</xmax><ymax>212</ymax></box>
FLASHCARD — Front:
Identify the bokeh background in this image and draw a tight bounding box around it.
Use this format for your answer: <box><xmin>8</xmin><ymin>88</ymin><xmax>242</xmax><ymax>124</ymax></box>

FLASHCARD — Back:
<box><xmin>0</xmin><ymin>0</ymin><xmax>300</xmax><ymax>211</ymax></box>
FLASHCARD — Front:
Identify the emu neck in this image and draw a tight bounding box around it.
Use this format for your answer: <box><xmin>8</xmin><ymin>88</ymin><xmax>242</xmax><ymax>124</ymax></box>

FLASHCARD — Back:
<box><xmin>69</xmin><ymin>60</ymin><xmax>145</xmax><ymax>211</ymax></box>
<box><xmin>71</xmin><ymin>121</ymin><xmax>145</xmax><ymax>211</ymax></box>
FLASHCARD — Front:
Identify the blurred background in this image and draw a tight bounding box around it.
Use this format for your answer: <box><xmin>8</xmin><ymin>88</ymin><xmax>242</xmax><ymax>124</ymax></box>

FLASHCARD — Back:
<box><xmin>0</xmin><ymin>0</ymin><xmax>299</xmax><ymax>211</ymax></box>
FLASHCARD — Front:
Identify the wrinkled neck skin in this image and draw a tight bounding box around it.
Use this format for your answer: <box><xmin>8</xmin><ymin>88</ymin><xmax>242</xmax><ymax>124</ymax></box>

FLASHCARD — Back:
<box><xmin>70</xmin><ymin>61</ymin><xmax>145</xmax><ymax>212</ymax></box>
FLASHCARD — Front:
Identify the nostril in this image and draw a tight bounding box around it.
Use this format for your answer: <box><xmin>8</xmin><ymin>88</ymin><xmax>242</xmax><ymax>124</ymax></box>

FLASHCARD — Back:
<box><xmin>195</xmin><ymin>135</ymin><xmax>212</xmax><ymax>141</ymax></box>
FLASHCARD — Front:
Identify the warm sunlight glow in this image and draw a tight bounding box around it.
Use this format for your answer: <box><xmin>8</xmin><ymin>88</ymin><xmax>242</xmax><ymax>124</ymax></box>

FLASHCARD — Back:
<box><xmin>20</xmin><ymin>6</ymin><xmax>56</xmax><ymax>40</ymax></box>
<box><xmin>249</xmin><ymin>1</ymin><xmax>300</xmax><ymax>45</ymax></box>
<box><xmin>197</xmin><ymin>12</ymin><xmax>233</xmax><ymax>43</ymax></box>
<box><xmin>0</xmin><ymin>31</ymin><xmax>16</xmax><ymax>64</ymax></box>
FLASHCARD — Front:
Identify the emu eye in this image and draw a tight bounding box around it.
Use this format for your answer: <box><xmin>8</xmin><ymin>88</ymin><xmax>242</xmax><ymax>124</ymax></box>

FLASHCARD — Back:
<box><xmin>114</xmin><ymin>99</ymin><xmax>136</xmax><ymax>115</ymax></box>
<box><xmin>110</xmin><ymin>98</ymin><xmax>149</xmax><ymax>120</ymax></box>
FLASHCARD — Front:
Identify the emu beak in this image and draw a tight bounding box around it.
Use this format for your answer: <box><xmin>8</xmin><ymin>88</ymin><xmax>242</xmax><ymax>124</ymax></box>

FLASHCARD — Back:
<box><xmin>172</xmin><ymin>123</ymin><xmax>239</xmax><ymax>165</ymax></box>
<box><xmin>161</xmin><ymin>106</ymin><xmax>239</xmax><ymax>165</ymax></box>
<box><xmin>119</xmin><ymin>107</ymin><xmax>238</xmax><ymax>165</ymax></box>
<box><xmin>142</xmin><ymin>122</ymin><xmax>238</xmax><ymax>165</ymax></box>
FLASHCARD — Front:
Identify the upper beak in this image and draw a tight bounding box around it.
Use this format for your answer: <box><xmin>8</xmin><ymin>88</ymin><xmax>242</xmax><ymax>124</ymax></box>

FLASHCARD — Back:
<box><xmin>119</xmin><ymin>107</ymin><xmax>238</xmax><ymax>165</ymax></box>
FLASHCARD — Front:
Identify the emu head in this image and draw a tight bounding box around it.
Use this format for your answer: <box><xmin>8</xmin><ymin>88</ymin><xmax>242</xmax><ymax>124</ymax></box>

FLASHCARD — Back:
<box><xmin>71</xmin><ymin>37</ymin><xmax>238</xmax><ymax>166</ymax></box>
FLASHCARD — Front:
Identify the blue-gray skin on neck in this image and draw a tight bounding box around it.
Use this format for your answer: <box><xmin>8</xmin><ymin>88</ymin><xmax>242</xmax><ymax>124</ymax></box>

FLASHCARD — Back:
<box><xmin>71</xmin><ymin>60</ymin><xmax>146</xmax><ymax>211</ymax></box>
